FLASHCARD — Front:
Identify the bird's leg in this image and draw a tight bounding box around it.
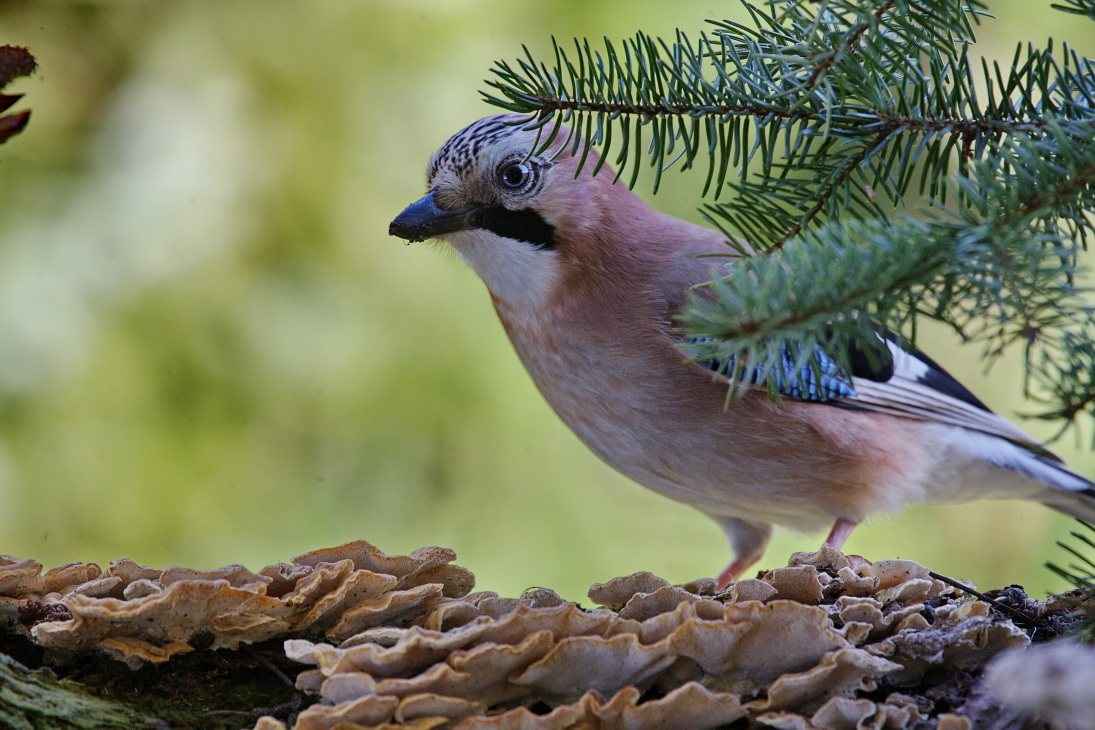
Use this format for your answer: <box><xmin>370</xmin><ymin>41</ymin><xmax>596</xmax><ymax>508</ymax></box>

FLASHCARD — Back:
<box><xmin>713</xmin><ymin>516</ymin><xmax>772</xmax><ymax>591</ymax></box>
<box><xmin>715</xmin><ymin>557</ymin><xmax>758</xmax><ymax>591</ymax></box>
<box><xmin>824</xmin><ymin>518</ymin><xmax>858</xmax><ymax>550</ymax></box>
<box><xmin>714</xmin><ymin>518</ymin><xmax>858</xmax><ymax>590</ymax></box>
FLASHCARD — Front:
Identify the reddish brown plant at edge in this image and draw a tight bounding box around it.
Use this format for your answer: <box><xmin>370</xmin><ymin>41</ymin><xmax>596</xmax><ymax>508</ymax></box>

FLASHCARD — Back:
<box><xmin>0</xmin><ymin>45</ymin><xmax>35</xmax><ymax>143</ymax></box>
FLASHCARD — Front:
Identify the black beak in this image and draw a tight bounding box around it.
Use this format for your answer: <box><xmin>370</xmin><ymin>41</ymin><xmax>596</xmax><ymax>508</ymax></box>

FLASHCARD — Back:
<box><xmin>389</xmin><ymin>191</ymin><xmax>479</xmax><ymax>242</ymax></box>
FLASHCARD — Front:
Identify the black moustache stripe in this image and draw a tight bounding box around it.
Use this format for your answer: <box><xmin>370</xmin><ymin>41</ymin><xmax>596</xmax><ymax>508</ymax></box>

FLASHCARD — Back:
<box><xmin>476</xmin><ymin>206</ymin><xmax>556</xmax><ymax>249</ymax></box>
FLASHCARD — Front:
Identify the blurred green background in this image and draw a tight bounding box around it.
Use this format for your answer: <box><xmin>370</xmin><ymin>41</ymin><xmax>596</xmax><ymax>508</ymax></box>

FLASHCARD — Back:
<box><xmin>0</xmin><ymin>0</ymin><xmax>1092</xmax><ymax>602</ymax></box>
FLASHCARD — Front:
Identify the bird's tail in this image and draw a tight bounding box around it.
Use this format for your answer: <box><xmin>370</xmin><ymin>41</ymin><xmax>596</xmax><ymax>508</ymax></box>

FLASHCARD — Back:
<box><xmin>1013</xmin><ymin>449</ymin><xmax>1095</xmax><ymax>523</ymax></box>
<box><xmin>959</xmin><ymin>429</ymin><xmax>1095</xmax><ymax>522</ymax></box>
<box><xmin>1039</xmin><ymin>480</ymin><xmax>1095</xmax><ymax>525</ymax></box>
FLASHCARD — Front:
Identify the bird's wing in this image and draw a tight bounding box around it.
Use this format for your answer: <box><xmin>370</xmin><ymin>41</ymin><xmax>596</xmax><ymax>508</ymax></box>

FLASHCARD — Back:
<box><xmin>847</xmin><ymin>341</ymin><xmax>1060</xmax><ymax>458</ymax></box>
<box><xmin>691</xmin><ymin>335</ymin><xmax>1062</xmax><ymax>461</ymax></box>
<box><xmin>670</xmin><ymin>237</ymin><xmax>1064</xmax><ymax>461</ymax></box>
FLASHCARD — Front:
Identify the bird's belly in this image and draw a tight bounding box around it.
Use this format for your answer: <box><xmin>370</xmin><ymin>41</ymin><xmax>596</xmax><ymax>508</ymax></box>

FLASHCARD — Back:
<box><xmin>513</xmin><ymin>342</ymin><xmax>853</xmax><ymax>531</ymax></box>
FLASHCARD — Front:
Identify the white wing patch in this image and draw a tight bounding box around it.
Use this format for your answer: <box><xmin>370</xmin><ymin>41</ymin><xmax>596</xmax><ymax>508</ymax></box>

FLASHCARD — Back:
<box><xmin>887</xmin><ymin>340</ymin><xmax>931</xmax><ymax>381</ymax></box>
<box><xmin>848</xmin><ymin>339</ymin><xmax>1062</xmax><ymax>461</ymax></box>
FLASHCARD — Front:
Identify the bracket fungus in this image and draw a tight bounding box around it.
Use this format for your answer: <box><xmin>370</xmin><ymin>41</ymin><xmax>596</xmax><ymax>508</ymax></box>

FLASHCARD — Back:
<box><xmin>255</xmin><ymin>546</ymin><xmax>1064</xmax><ymax>729</ymax></box>
<box><xmin>1</xmin><ymin>541</ymin><xmax>472</xmax><ymax>670</ymax></box>
<box><xmin>3</xmin><ymin>541</ymin><xmax>1088</xmax><ymax>729</ymax></box>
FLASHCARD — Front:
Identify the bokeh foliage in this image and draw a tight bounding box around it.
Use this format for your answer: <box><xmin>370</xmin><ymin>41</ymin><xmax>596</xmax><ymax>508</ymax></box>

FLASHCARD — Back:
<box><xmin>0</xmin><ymin>0</ymin><xmax>1092</xmax><ymax>601</ymax></box>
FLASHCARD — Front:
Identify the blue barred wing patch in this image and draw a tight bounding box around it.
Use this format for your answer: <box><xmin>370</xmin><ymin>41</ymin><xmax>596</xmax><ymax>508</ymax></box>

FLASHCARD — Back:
<box><xmin>687</xmin><ymin>338</ymin><xmax>857</xmax><ymax>401</ymax></box>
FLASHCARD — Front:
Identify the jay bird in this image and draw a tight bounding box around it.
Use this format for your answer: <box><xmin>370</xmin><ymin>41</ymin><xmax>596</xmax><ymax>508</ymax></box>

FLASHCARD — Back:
<box><xmin>389</xmin><ymin>114</ymin><xmax>1095</xmax><ymax>589</ymax></box>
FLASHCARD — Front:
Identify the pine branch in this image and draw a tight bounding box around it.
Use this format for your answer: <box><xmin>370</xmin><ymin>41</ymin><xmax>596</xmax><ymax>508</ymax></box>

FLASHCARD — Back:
<box><xmin>682</xmin><ymin>121</ymin><xmax>1095</xmax><ymax>419</ymax></box>
<box><xmin>1046</xmin><ymin>521</ymin><xmax>1095</xmax><ymax>642</ymax></box>
<box><xmin>485</xmin><ymin>2</ymin><xmax>1092</xmax><ymax>240</ymax></box>
<box><xmin>1050</xmin><ymin>0</ymin><xmax>1095</xmax><ymax>18</ymax></box>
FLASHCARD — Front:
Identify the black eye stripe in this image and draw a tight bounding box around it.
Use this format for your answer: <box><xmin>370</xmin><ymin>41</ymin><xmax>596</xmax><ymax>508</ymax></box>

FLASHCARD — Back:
<box><xmin>476</xmin><ymin>206</ymin><xmax>556</xmax><ymax>249</ymax></box>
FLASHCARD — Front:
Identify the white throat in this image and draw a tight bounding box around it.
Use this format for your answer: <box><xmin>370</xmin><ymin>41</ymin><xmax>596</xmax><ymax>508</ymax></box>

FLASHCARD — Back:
<box><xmin>445</xmin><ymin>229</ymin><xmax>562</xmax><ymax>314</ymax></box>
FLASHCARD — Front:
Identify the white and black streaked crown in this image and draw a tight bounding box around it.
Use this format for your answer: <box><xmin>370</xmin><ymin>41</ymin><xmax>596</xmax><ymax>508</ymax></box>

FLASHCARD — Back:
<box><xmin>428</xmin><ymin>115</ymin><xmax>534</xmax><ymax>181</ymax></box>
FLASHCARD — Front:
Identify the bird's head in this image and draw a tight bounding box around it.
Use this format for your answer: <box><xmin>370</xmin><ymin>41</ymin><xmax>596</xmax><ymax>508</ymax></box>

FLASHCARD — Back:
<box><xmin>389</xmin><ymin>115</ymin><xmax>623</xmax><ymax>306</ymax></box>
<box><xmin>389</xmin><ymin>114</ymin><xmax>578</xmax><ymax>247</ymax></box>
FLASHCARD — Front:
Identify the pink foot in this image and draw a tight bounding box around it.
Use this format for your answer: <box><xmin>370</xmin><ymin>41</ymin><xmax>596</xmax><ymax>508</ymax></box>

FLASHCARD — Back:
<box><xmin>824</xmin><ymin>518</ymin><xmax>858</xmax><ymax>550</ymax></box>
<box><xmin>715</xmin><ymin>556</ymin><xmax>758</xmax><ymax>591</ymax></box>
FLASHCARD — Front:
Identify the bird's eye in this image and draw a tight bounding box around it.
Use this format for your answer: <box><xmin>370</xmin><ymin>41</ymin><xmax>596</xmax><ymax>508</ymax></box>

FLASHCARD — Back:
<box><xmin>499</xmin><ymin>162</ymin><xmax>533</xmax><ymax>190</ymax></box>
